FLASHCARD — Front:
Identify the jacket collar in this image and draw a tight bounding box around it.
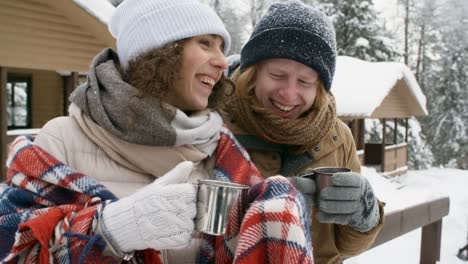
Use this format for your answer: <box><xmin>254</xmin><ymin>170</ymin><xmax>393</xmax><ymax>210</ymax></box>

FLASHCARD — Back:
<box><xmin>306</xmin><ymin>122</ymin><xmax>344</xmax><ymax>161</ymax></box>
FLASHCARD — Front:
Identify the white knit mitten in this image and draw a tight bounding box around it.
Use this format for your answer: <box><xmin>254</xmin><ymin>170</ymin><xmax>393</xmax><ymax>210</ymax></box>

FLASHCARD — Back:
<box><xmin>101</xmin><ymin>161</ymin><xmax>197</xmax><ymax>253</ymax></box>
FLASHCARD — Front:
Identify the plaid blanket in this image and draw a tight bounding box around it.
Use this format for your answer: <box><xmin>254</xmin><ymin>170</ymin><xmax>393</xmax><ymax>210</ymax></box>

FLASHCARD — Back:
<box><xmin>0</xmin><ymin>137</ymin><xmax>163</xmax><ymax>264</ymax></box>
<box><xmin>1</xmin><ymin>128</ymin><xmax>313</xmax><ymax>263</ymax></box>
<box><xmin>198</xmin><ymin>128</ymin><xmax>314</xmax><ymax>264</ymax></box>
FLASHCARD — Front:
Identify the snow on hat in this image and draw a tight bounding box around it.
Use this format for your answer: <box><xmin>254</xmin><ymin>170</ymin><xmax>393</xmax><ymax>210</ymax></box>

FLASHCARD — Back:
<box><xmin>240</xmin><ymin>0</ymin><xmax>337</xmax><ymax>91</ymax></box>
<box><xmin>109</xmin><ymin>0</ymin><xmax>231</xmax><ymax>69</ymax></box>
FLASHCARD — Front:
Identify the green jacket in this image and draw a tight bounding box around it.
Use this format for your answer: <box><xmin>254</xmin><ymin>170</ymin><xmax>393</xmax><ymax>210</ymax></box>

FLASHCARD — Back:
<box><xmin>223</xmin><ymin>113</ymin><xmax>385</xmax><ymax>264</ymax></box>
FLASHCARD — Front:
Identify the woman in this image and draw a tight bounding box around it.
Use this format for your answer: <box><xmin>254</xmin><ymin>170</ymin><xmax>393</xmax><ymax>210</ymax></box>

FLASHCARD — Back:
<box><xmin>3</xmin><ymin>0</ymin><xmax>232</xmax><ymax>262</ymax></box>
<box><xmin>223</xmin><ymin>1</ymin><xmax>385</xmax><ymax>263</ymax></box>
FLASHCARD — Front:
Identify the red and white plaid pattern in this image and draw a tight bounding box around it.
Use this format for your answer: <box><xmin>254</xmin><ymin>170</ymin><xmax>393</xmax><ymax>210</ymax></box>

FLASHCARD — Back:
<box><xmin>198</xmin><ymin>127</ymin><xmax>314</xmax><ymax>264</ymax></box>
<box><xmin>0</xmin><ymin>137</ymin><xmax>161</xmax><ymax>263</ymax></box>
<box><xmin>1</xmin><ymin>128</ymin><xmax>313</xmax><ymax>264</ymax></box>
<box><xmin>233</xmin><ymin>176</ymin><xmax>314</xmax><ymax>264</ymax></box>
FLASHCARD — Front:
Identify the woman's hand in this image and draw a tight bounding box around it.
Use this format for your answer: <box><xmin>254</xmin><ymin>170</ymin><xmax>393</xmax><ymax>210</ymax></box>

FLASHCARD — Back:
<box><xmin>100</xmin><ymin>161</ymin><xmax>197</xmax><ymax>253</ymax></box>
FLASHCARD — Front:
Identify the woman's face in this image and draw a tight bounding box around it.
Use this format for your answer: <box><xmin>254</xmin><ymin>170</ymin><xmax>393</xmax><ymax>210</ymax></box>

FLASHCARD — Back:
<box><xmin>166</xmin><ymin>35</ymin><xmax>228</xmax><ymax>111</ymax></box>
<box><xmin>254</xmin><ymin>58</ymin><xmax>320</xmax><ymax>119</ymax></box>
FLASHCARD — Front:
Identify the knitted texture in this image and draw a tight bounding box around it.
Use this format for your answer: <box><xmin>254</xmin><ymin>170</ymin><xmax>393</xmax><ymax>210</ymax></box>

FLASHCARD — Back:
<box><xmin>240</xmin><ymin>0</ymin><xmax>336</xmax><ymax>91</ymax></box>
<box><xmin>1</xmin><ymin>128</ymin><xmax>313</xmax><ymax>263</ymax></box>
<box><xmin>101</xmin><ymin>162</ymin><xmax>197</xmax><ymax>252</ymax></box>
<box><xmin>197</xmin><ymin>127</ymin><xmax>314</xmax><ymax>264</ymax></box>
<box><xmin>225</xmin><ymin>89</ymin><xmax>337</xmax><ymax>154</ymax></box>
<box><xmin>109</xmin><ymin>0</ymin><xmax>231</xmax><ymax>69</ymax></box>
<box><xmin>0</xmin><ymin>136</ymin><xmax>162</xmax><ymax>263</ymax></box>
<box><xmin>289</xmin><ymin>175</ymin><xmax>317</xmax><ymax>208</ymax></box>
<box><xmin>317</xmin><ymin>172</ymin><xmax>380</xmax><ymax>233</ymax></box>
<box><xmin>71</xmin><ymin>49</ymin><xmax>222</xmax><ymax>148</ymax></box>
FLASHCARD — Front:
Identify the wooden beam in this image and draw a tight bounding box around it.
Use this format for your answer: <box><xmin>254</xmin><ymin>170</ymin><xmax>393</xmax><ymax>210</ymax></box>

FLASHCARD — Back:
<box><xmin>381</xmin><ymin>118</ymin><xmax>386</xmax><ymax>173</ymax></box>
<box><xmin>358</xmin><ymin>119</ymin><xmax>365</xmax><ymax>150</ymax></box>
<box><xmin>63</xmin><ymin>72</ymin><xmax>78</xmax><ymax>115</ymax></box>
<box><xmin>420</xmin><ymin>220</ymin><xmax>443</xmax><ymax>264</ymax></box>
<box><xmin>393</xmin><ymin>118</ymin><xmax>398</xmax><ymax>144</ymax></box>
<box><xmin>371</xmin><ymin>196</ymin><xmax>449</xmax><ymax>249</ymax></box>
<box><xmin>0</xmin><ymin>67</ymin><xmax>7</xmax><ymax>182</ymax></box>
<box><xmin>350</xmin><ymin>119</ymin><xmax>360</xmax><ymax>149</ymax></box>
<box><xmin>405</xmin><ymin>118</ymin><xmax>409</xmax><ymax>142</ymax></box>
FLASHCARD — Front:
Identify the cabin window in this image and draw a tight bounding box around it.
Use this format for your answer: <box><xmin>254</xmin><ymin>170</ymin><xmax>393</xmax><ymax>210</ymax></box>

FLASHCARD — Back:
<box><xmin>7</xmin><ymin>75</ymin><xmax>31</xmax><ymax>129</ymax></box>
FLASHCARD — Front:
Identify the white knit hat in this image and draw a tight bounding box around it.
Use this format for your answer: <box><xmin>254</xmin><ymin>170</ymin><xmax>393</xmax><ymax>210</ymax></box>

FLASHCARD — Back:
<box><xmin>109</xmin><ymin>0</ymin><xmax>231</xmax><ymax>69</ymax></box>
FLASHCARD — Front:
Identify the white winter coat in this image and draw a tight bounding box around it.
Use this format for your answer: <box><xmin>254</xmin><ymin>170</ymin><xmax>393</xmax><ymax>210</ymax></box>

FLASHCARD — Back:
<box><xmin>34</xmin><ymin>106</ymin><xmax>215</xmax><ymax>263</ymax></box>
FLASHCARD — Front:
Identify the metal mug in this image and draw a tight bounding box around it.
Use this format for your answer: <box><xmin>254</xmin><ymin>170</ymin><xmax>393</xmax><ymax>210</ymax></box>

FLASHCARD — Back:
<box><xmin>195</xmin><ymin>179</ymin><xmax>249</xmax><ymax>236</ymax></box>
<box><xmin>312</xmin><ymin>167</ymin><xmax>351</xmax><ymax>190</ymax></box>
<box><xmin>302</xmin><ymin>167</ymin><xmax>351</xmax><ymax>206</ymax></box>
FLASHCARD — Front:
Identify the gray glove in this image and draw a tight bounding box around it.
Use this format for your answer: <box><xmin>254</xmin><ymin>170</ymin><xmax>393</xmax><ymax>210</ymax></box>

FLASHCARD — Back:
<box><xmin>316</xmin><ymin>172</ymin><xmax>380</xmax><ymax>232</ymax></box>
<box><xmin>288</xmin><ymin>175</ymin><xmax>316</xmax><ymax>208</ymax></box>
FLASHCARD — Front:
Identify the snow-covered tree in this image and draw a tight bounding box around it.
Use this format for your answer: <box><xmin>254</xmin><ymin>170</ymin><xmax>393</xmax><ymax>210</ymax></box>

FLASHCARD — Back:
<box><xmin>318</xmin><ymin>0</ymin><xmax>400</xmax><ymax>61</ymax></box>
<box><xmin>421</xmin><ymin>0</ymin><xmax>468</xmax><ymax>169</ymax></box>
<box><xmin>211</xmin><ymin>0</ymin><xmax>250</xmax><ymax>55</ymax></box>
<box><xmin>407</xmin><ymin>118</ymin><xmax>434</xmax><ymax>169</ymax></box>
<box><xmin>422</xmin><ymin>44</ymin><xmax>468</xmax><ymax>168</ymax></box>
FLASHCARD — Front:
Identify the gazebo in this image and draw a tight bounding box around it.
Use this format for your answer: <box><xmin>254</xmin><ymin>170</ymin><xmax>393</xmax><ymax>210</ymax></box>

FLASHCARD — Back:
<box><xmin>334</xmin><ymin>56</ymin><xmax>427</xmax><ymax>176</ymax></box>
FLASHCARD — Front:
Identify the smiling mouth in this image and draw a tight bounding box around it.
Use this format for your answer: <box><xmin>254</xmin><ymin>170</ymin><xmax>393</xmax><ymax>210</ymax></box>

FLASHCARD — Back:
<box><xmin>272</xmin><ymin>100</ymin><xmax>296</xmax><ymax>113</ymax></box>
<box><xmin>197</xmin><ymin>75</ymin><xmax>216</xmax><ymax>88</ymax></box>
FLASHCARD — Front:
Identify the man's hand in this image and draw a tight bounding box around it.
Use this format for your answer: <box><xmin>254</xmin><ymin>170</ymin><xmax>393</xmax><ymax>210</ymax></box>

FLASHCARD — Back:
<box><xmin>316</xmin><ymin>172</ymin><xmax>380</xmax><ymax>232</ymax></box>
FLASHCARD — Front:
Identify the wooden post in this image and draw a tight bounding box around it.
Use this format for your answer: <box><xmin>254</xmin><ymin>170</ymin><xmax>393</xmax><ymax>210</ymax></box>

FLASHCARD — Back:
<box><xmin>0</xmin><ymin>67</ymin><xmax>7</xmax><ymax>182</ymax></box>
<box><xmin>405</xmin><ymin>118</ymin><xmax>409</xmax><ymax>142</ymax></box>
<box><xmin>63</xmin><ymin>72</ymin><xmax>79</xmax><ymax>115</ymax></box>
<box><xmin>351</xmin><ymin>119</ymin><xmax>360</xmax><ymax>149</ymax></box>
<box><xmin>358</xmin><ymin>119</ymin><xmax>365</xmax><ymax>150</ymax></box>
<box><xmin>352</xmin><ymin>119</ymin><xmax>365</xmax><ymax>150</ymax></box>
<box><xmin>393</xmin><ymin>118</ymin><xmax>398</xmax><ymax>144</ymax></box>
<box><xmin>420</xmin><ymin>219</ymin><xmax>443</xmax><ymax>264</ymax></box>
<box><xmin>381</xmin><ymin>119</ymin><xmax>386</xmax><ymax>173</ymax></box>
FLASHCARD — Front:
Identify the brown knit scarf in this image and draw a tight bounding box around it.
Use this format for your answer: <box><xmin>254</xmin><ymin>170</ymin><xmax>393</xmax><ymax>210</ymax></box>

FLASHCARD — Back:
<box><xmin>226</xmin><ymin>90</ymin><xmax>337</xmax><ymax>154</ymax></box>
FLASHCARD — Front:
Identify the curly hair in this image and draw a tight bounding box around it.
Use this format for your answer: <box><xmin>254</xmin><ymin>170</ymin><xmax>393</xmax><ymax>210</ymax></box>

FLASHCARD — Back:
<box><xmin>125</xmin><ymin>40</ymin><xmax>234</xmax><ymax>110</ymax></box>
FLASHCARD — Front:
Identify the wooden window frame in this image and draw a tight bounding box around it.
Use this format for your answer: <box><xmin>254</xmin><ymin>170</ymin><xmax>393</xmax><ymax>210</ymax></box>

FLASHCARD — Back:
<box><xmin>7</xmin><ymin>75</ymin><xmax>32</xmax><ymax>129</ymax></box>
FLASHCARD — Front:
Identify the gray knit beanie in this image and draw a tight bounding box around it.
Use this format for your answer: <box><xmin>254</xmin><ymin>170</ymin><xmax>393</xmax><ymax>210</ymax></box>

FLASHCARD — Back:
<box><xmin>240</xmin><ymin>0</ymin><xmax>336</xmax><ymax>91</ymax></box>
<box><xmin>109</xmin><ymin>0</ymin><xmax>231</xmax><ymax>69</ymax></box>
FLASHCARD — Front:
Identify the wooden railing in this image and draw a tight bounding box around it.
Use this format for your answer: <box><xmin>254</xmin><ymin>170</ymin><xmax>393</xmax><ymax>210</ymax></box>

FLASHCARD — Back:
<box><xmin>368</xmin><ymin>196</ymin><xmax>450</xmax><ymax>264</ymax></box>
<box><xmin>362</xmin><ymin>142</ymin><xmax>408</xmax><ymax>176</ymax></box>
<box><xmin>6</xmin><ymin>129</ymin><xmax>40</xmax><ymax>144</ymax></box>
<box><xmin>383</xmin><ymin>143</ymin><xmax>408</xmax><ymax>174</ymax></box>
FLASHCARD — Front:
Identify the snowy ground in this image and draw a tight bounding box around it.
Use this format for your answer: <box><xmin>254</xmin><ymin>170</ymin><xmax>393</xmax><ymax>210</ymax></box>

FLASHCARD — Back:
<box><xmin>346</xmin><ymin>167</ymin><xmax>468</xmax><ymax>264</ymax></box>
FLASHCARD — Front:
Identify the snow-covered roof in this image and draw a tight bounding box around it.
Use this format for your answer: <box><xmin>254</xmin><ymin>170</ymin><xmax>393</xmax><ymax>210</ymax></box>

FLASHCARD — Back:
<box><xmin>332</xmin><ymin>56</ymin><xmax>428</xmax><ymax>118</ymax></box>
<box><xmin>73</xmin><ymin>0</ymin><xmax>114</xmax><ymax>25</ymax></box>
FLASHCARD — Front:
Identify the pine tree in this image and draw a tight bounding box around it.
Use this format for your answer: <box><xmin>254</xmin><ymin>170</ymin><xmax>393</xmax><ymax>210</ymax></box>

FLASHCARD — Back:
<box><xmin>423</xmin><ymin>43</ymin><xmax>468</xmax><ymax>168</ymax></box>
<box><xmin>318</xmin><ymin>0</ymin><xmax>400</xmax><ymax>61</ymax></box>
<box><xmin>200</xmin><ymin>0</ymin><xmax>251</xmax><ymax>55</ymax></box>
<box><xmin>421</xmin><ymin>0</ymin><xmax>468</xmax><ymax>169</ymax></box>
<box><xmin>407</xmin><ymin>118</ymin><xmax>434</xmax><ymax>169</ymax></box>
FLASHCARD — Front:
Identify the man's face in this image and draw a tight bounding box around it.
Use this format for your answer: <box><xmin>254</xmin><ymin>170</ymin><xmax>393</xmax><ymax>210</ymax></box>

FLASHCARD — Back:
<box><xmin>255</xmin><ymin>58</ymin><xmax>320</xmax><ymax>119</ymax></box>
